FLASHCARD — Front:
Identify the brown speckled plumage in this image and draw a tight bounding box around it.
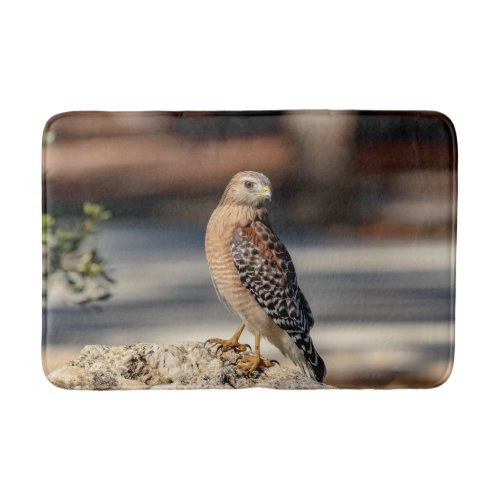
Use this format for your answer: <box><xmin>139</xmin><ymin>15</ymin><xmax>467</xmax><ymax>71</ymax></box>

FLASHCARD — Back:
<box><xmin>205</xmin><ymin>171</ymin><xmax>326</xmax><ymax>382</ymax></box>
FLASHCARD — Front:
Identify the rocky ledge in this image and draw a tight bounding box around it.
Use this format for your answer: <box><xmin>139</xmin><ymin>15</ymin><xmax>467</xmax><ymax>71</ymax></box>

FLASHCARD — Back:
<box><xmin>47</xmin><ymin>341</ymin><xmax>331</xmax><ymax>390</ymax></box>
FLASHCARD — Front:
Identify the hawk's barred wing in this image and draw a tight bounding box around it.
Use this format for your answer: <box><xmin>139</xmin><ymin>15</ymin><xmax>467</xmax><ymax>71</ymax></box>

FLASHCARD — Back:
<box><xmin>231</xmin><ymin>220</ymin><xmax>314</xmax><ymax>335</ymax></box>
<box><xmin>231</xmin><ymin>219</ymin><xmax>326</xmax><ymax>382</ymax></box>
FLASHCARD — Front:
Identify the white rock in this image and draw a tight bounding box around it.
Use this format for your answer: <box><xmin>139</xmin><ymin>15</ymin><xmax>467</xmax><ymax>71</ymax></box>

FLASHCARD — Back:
<box><xmin>47</xmin><ymin>341</ymin><xmax>332</xmax><ymax>390</ymax></box>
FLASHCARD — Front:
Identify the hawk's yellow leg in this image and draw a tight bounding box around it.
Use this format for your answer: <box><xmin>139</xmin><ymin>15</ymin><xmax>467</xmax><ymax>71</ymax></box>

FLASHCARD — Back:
<box><xmin>208</xmin><ymin>323</ymin><xmax>249</xmax><ymax>352</ymax></box>
<box><xmin>237</xmin><ymin>330</ymin><xmax>275</xmax><ymax>372</ymax></box>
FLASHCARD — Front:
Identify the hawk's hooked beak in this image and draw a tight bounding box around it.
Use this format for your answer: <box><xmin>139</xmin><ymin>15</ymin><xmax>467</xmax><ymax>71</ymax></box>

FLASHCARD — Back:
<box><xmin>257</xmin><ymin>185</ymin><xmax>272</xmax><ymax>201</ymax></box>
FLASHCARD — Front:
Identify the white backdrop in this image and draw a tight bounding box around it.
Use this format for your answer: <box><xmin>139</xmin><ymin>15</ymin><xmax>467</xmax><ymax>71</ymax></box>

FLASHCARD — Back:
<box><xmin>1</xmin><ymin>1</ymin><xmax>498</xmax><ymax>499</ymax></box>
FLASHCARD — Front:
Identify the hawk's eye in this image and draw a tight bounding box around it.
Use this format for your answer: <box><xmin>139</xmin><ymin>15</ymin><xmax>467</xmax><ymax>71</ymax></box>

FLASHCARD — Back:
<box><xmin>244</xmin><ymin>180</ymin><xmax>255</xmax><ymax>189</ymax></box>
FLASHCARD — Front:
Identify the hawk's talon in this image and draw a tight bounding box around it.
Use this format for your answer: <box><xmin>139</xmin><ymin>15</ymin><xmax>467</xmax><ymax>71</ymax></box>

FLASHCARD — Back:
<box><xmin>236</xmin><ymin>354</ymin><xmax>275</xmax><ymax>373</ymax></box>
<box><xmin>207</xmin><ymin>336</ymin><xmax>249</xmax><ymax>354</ymax></box>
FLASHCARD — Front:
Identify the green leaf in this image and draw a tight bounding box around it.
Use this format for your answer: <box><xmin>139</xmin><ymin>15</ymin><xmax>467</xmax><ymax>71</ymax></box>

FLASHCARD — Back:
<box><xmin>43</xmin><ymin>130</ymin><xmax>56</xmax><ymax>145</ymax></box>
<box><xmin>99</xmin><ymin>210</ymin><xmax>112</xmax><ymax>221</ymax></box>
<box><xmin>83</xmin><ymin>201</ymin><xmax>101</xmax><ymax>219</ymax></box>
<box><xmin>42</xmin><ymin>213</ymin><xmax>55</xmax><ymax>228</ymax></box>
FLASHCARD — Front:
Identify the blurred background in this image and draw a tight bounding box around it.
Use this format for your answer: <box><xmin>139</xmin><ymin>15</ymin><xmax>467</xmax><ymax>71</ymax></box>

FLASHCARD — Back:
<box><xmin>42</xmin><ymin>110</ymin><xmax>456</xmax><ymax>388</ymax></box>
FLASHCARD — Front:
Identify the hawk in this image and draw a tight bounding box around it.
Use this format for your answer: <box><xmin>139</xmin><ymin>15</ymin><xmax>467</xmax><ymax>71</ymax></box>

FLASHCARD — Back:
<box><xmin>205</xmin><ymin>171</ymin><xmax>326</xmax><ymax>382</ymax></box>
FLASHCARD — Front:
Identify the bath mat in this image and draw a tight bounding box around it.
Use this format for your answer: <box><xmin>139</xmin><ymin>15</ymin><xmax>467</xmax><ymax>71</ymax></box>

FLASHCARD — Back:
<box><xmin>42</xmin><ymin>110</ymin><xmax>457</xmax><ymax>389</ymax></box>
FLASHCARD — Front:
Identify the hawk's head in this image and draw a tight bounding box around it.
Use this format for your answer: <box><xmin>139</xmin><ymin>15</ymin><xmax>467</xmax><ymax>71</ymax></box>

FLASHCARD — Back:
<box><xmin>222</xmin><ymin>171</ymin><xmax>272</xmax><ymax>207</ymax></box>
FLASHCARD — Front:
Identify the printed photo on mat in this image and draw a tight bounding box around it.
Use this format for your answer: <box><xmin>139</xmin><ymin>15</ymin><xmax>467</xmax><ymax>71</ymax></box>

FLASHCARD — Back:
<box><xmin>42</xmin><ymin>110</ymin><xmax>457</xmax><ymax>389</ymax></box>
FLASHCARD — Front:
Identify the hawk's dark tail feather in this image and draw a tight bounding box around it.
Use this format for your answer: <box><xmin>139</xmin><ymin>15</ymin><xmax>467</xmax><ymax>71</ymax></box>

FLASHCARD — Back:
<box><xmin>308</xmin><ymin>349</ymin><xmax>327</xmax><ymax>383</ymax></box>
<box><xmin>311</xmin><ymin>353</ymin><xmax>327</xmax><ymax>383</ymax></box>
<box><xmin>293</xmin><ymin>332</ymin><xmax>327</xmax><ymax>383</ymax></box>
